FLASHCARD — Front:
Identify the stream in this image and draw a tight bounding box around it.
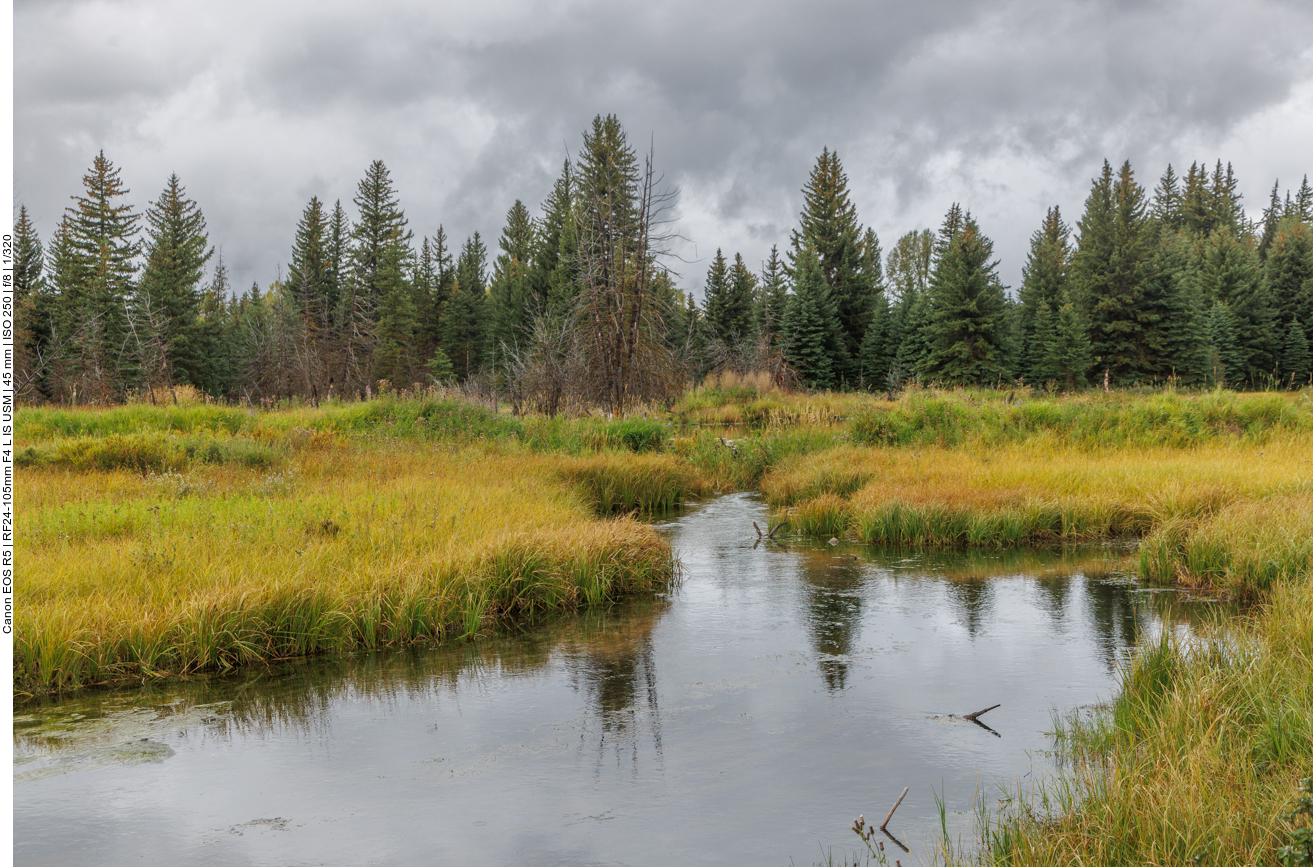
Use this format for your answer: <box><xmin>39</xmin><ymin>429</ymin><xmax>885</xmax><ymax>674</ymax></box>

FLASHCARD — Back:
<box><xmin>13</xmin><ymin>492</ymin><xmax>1221</xmax><ymax>866</ymax></box>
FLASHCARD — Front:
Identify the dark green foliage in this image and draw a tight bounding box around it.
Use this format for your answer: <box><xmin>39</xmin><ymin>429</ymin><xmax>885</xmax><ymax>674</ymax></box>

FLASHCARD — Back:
<box><xmin>1072</xmin><ymin>160</ymin><xmax>1160</xmax><ymax>384</ymax></box>
<box><xmin>893</xmin><ymin>286</ymin><xmax>932</xmax><ymax>380</ymax></box>
<box><xmin>1033</xmin><ymin>291</ymin><xmax>1094</xmax><ymax>389</ymax></box>
<box><xmin>782</xmin><ymin>247</ymin><xmax>842</xmax><ymax>389</ymax></box>
<box><xmin>1152</xmin><ymin>231</ymin><xmax>1210</xmax><ymax>385</ymax></box>
<box><xmin>858</xmin><ymin>292</ymin><xmax>893</xmax><ymax>389</ymax></box>
<box><xmin>287</xmin><ymin>196</ymin><xmax>336</xmax><ymax>334</ymax></box>
<box><xmin>789</xmin><ymin>148</ymin><xmax>877</xmax><ymax>381</ymax></box>
<box><xmin>1265</xmin><ymin>220</ymin><xmax>1313</xmax><ymax>336</ymax></box>
<box><xmin>1207</xmin><ymin>301</ymin><xmax>1244</xmax><ymax>388</ymax></box>
<box><xmin>487</xmin><ymin>200</ymin><xmax>537</xmax><ymax>367</ymax></box>
<box><xmin>371</xmin><ymin>242</ymin><xmax>419</xmax><ymax>387</ymax></box>
<box><xmin>1150</xmin><ymin>164</ymin><xmax>1183</xmax><ymax>229</ymax></box>
<box><xmin>1018</xmin><ymin>206</ymin><xmax>1073</xmax><ymax>383</ymax></box>
<box><xmin>1280</xmin><ymin>319</ymin><xmax>1311</xmax><ymax>388</ymax></box>
<box><xmin>703</xmin><ymin>250</ymin><xmax>755</xmax><ymax>342</ymax></box>
<box><xmin>756</xmin><ymin>245</ymin><xmax>789</xmax><ymax>346</ymax></box>
<box><xmin>13</xmin><ymin>205</ymin><xmax>54</xmax><ymax>401</ymax></box>
<box><xmin>50</xmin><ymin>151</ymin><xmax>142</xmax><ymax>403</ymax></box>
<box><xmin>1196</xmin><ymin>230</ymin><xmax>1274</xmax><ymax>386</ymax></box>
<box><xmin>920</xmin><ymin>211</ymin><xmax>1010</xmax><ymax>386</ymax></box>
<box><xmin>533</xmin><ymin>160</ymin><xmax>577</xmax><ymax>315</ymax></box>
<box><xmin>442</xmin><ymin>234</ymin><xmax>488</xmax><ymax>381</ymax></box>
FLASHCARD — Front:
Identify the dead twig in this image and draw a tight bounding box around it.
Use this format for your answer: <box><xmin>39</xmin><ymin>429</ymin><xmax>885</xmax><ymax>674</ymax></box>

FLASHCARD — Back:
<box><xmin>880</xmin><ymin>786</ymin><xmax>909</xmax><ymax>830</ymax></box>
<box><xmin>963</xmin><ymin>704</ymin><xmax>1000</xmax><ymax>721</ymax></box>
<box><xmin>767</xmin><ymin>520</ymin><xmax>788</xmax><ymax>538</ymax></box>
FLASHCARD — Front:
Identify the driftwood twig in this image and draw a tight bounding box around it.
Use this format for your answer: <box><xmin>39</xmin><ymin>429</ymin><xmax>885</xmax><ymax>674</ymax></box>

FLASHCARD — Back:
<box><xmin>963</xmin><ymin>704</ymin><xmax>1000</xmax><ymax>721</ymax></box>
<box><xmin>880</xmin><ymin>786</ymin><xmax>909</xmax><ymax>830</ymax></box>
<box><xmin>767</xmin><ymin>520</ymin><xmax>788</xmax><ymax>538</ymax></box>
<box><xmin>753</xmin><ymin>522</ymin><xmax>763</xmax><ymax>538</ymax></box>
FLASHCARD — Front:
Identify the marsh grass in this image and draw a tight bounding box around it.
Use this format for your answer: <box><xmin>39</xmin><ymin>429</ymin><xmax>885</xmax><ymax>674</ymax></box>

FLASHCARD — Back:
<box><xmin>17</xmin><ymin>433</ymin><xmax>675</xmax><ymax>697</ymax></box>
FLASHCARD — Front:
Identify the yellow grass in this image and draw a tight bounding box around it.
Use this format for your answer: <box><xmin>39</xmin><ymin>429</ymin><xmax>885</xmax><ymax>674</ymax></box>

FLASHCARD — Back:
<box><xmin>18</xmin><ymin>441</ymin><xmax>675</xmax><ymax>696</ymax></box>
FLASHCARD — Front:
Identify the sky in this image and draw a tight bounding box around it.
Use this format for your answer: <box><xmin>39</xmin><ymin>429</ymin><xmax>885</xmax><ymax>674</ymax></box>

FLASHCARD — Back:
<box><xmin>13</xmin><ymin>0</ymin><xmax>1313</xmax><ymax>297</ymax></box>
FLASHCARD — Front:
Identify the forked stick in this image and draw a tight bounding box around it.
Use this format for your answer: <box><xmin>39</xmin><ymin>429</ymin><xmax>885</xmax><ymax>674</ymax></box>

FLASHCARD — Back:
<box><xmin>963</xmin><ymin>704</ymin><xmax>1001</xmax><ymax>721</ymax></box>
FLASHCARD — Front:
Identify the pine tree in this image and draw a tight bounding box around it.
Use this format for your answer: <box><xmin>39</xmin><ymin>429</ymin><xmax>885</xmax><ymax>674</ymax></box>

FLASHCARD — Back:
<box><xmin>1017</xmin><ymin>206</ymin><xmax>1072</xmax><ymax>383</ymax></box>
<box><xmin>13</xmin><ymin>205</ymin><xmax>53</xmax><ymax>400</ymax></box>
<box><xmin>1280</xmin><ymin>319</ymin><xmax>1311</xmax><ymax>388</ymax></box>
<box><xmin>371</xmin><ymin>241</ymin><xmax>419</xmax><ymax>388</ymax></box>
<box><xmin>1259</xmin><ymin>181</ymin><xmax>1284</xmax><ymax>261</ymax></box>
<box><xmin>1181</xmin><ymin>161</ymin><xmax>1214</xmax><ymax>236</ymax></box>
<box><xmin>756</xmin><ymin>245</ymin><xmax>789</xmax><ymax>346</ymax></box>
<box><xmin>892</xmin><ymin>286</ymin><xmax>932</xmax><ymax>380</ymax></box>
<box><xmin>704</xmin><ymin>249</ymin><xmax>756</xmax><ymax>343</ymax></box>
<box><xmin>1207</xmin><ymin>301</ymin><xmax>1244</xmax><ymax>388</ymax></box>
<box><xmin>486</xmin><ymin>200</ymin><xmax>537</xmax><ymax>367</ymax></box>
<box><xmin>533</xmin><ymin>160</ymin><xmax>577</xmax><ymax>316</ymax></box>
<box><xmin>1263</xmin><ymin>219</ymin><xmax>1313</xmax><ymax>345</ymax></box>
<box><xmin>1295</xmin><ymin>176</ymin><xmax>1313</xmax><ymax>223</ymax></box>
<box><xmin>1151</xmin><ymin>164</ymin><xmax>1183</xmax><ymax>229</ymax></box>
<box><xmin>442</xmin><ymin>234</ymin><xmax>488</xmax><ymax>381</ymax></box>
<box><xmin>781</xmin><ymin>247</ymin><xmax>842</xmax><ymax>389</ymax></box>
<box><xmin>858</xmin><ymin>292</ymin><xmax>893</xmax><ymax>390</ymax></box>
<box><xmin>1038</xmin><ymin>291</ymin><xmax>1094</xmax><ymax>390</ymax></box>
<box><xmin>416</xmin><ymin>226</ymin><xmax>456</xmax><ymax>370</ymax></box>
<box><xmin>288</xmin><ymin>196</ymin><xmax>335</xmax><ymax>334</ymax></box>
<box><xmin>789</xmin><ymin>148</ymin><xmax>876</xmax><ymax>382</ymax></box>
<box><xmin>192</xmin><ymin>252</ymin><xmax>236</xmax><ymax>399</ymax></box>
<box><xmin>1152</xmin><ymin>230</ymin><xmax>1210</xmax><ymax>385</ymax></box>
<box><xmin>1071</xmin><ymin>160</ymin><xmax>1157</xmax><ymax>384</ymax></box>
<box><xmin>920</xmin><ymin>212</ymin><xmax>1010</xmax><ymax>386</ymax></box>
<box><xmin>134</xmin><ymin>174</ymin><xmax>214</xmax><ymax>395</ymax></box>
<box><xmin>51</xmin><ymin>151</ymin><xmax>142</xmax><ymax>403</ymax></box>
<box><xmin>1195</xmin><ymin>230</ymin><xmax>1274</xmax><ymax>386</ymax></box>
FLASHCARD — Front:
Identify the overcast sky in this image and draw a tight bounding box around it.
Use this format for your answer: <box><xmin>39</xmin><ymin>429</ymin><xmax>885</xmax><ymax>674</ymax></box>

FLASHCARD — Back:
<box><xmin>14</xmin><ymin>0</ymin><xmax>1313</xmax><ymax>297</ymax></box>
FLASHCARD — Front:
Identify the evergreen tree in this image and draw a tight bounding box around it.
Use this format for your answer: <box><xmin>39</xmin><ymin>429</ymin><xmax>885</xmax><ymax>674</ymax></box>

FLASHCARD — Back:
<box><xmin>442</xmin><ymin>233</ymin><xmax>488</xmax><ymax>381</ymax></box>
<box><xmin>1295</xmin><ymin>176</ymin><xmax>1313</xmax><ymax>223</ymax></box>
<box><xmin>1036</xmin><ymin>291</ymin><xmax>1094</xmax><ymax>390</ymax></box>
<box><xmin>756</xmin><ymin>245</ymin><xmax>789</xmax><ymax>346</ymax></box>
<box><xmin>343</xmin><ymin>161</ymin><xmax>412</xmax><ymax>391</ymax></box>
<box><xmin>892</xmin><ymin>286</ymin><xmax>932</xmax><ymax>380</ymax></box>
<box><xmin>1280</xmin><ymin>319</ymin><xmax>1311</xmax><ymax>388</ymax></box>
<box><xmin>1259</xmin><ymin>181</ymin><xmax>1284</xmax><ymax>261</ymax></box>
<box><xmin>704</xmin><ymin>249</ymin><xmax>756</xmax><ymax>343</ymax></box>
<box><xmin>920</xmin><ymin>212</ymin><xmax>1010</xmax><ymax>386</ymax></box>
<box><xmin>288</xmin><ymin>196</ymin><xmax>334</xmax><ymax>330</ymax></box>
<box><xmin>1017</xmin><ymin>206</ymin><xmax>1073</xmax><ymax>383</ymax></box>
<box><xmin>1152</xmin><ymin>230</ymin><xmax>1210</xmax><ymax>385</ymax></box>
<box><xmin>857</xmin><ymin>292</ymin><xmax>893</xmax><ymax>390</ymax></box>
<box><xmin>1207</xmin><ymin>300</ymin><xmax>1244</xmax><ymax>388</ymax></box>
<box><xmin>781</xmin><ymin>247</ymin><xmax>842</xmax><ymax>389</ymax></box>
<box><xmin>135</xmin><ymin>173</ymin><xmax>214</xmax><ymax>394</ymax></box>
<box><xmin>193</xmin><ymin>252</ymin><xmax>236</xmax><ymax>399</ymax></box>
<box><xmin>1181</xmin><ymin>161</ymin><xmax>1214</xmax><ymax>236</ymax></box>
<box><xmin>1264</xmin><ymin>219</ymin><xmax>1313</xmax><ymax>332</ymax></box>
<box><xmin>487</xmin><ymin>200</ymin><xmax>537</xmax><ymax>367</ymax></box>
<box><xmin>371</xmin><ymin>241</ymin><xmax>419</xmax><ymax>387</ymax></box>
<box><xmin>1071</xmin><ymin>160</ymin><xmax>1157</xmax><ymax>384</ymax></box>
<box><xmin>1195</xmin><ymin>230</ymin><xmax>1274</xmax><ymax>386</ymax></box>
<box><xmin>533</xmin><ymin>160</ymin><xmax>577</xmax><ymax>315</ymax></box>
<box><xmin>788</xmin><ymin>148</ymin><xmax>875</xmax><ymax>381</ymax></box>
<box><xmin>416</xmin><ymin>226</ymin><xmax>456</xmax><ymax>369</ymax></box>
<box><xmin>50</xmin><ymin>151</ymin><xmax>142</xmax><ymax>403</ymax></box>
<box><xmin>13</xmin><ymin>205</ymin><xmax>53</xmax><ymax>400</ymax></box>
<box><xmin>1150</xmin><ymin>164</ymin><xmax>1183</xmax><ymax>229</ymax></box>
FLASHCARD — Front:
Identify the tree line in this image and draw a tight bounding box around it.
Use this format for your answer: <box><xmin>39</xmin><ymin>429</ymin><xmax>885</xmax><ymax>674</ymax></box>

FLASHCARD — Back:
<box><xmin>12</xmin><ymin>115</ymin><xmax>1313</xmax><ymax>412</ymax></box>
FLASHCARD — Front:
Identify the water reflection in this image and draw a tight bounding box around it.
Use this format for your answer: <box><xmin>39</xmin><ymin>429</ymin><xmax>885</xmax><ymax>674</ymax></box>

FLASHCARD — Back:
<box><xmin>14</xmin><ymin>494</ymin><xmax>1232</xmax><ymax>867</ymax></box>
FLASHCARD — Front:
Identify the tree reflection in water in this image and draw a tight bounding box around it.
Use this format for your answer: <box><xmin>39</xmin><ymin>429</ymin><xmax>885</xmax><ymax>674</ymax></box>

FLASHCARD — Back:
<box><xmin>796</xmin><ymin>550</ymin><xmax>867</xmax><ymax>691</ymax></box>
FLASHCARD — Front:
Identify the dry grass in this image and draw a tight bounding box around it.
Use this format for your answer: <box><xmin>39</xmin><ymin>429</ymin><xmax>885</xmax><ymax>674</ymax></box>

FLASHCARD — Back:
<box><xmin>18</xmin><ymin>440</ymin><xmax>675</xmax><ymax>696</ymax></box>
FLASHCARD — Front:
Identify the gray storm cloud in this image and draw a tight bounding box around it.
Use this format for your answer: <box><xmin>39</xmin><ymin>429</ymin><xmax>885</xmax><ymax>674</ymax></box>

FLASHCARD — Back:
<box><xmin>14</xmin><ymin>0</ymin><xmax>1313</xmax><ymax>294</ymax></box>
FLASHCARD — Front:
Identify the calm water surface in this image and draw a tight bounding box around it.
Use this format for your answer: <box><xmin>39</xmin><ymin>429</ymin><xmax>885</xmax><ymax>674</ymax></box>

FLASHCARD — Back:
<box><xmin>14</xmin><ymin>493</ymin><xmax>1219</xmax><ymax>866</ymax></box>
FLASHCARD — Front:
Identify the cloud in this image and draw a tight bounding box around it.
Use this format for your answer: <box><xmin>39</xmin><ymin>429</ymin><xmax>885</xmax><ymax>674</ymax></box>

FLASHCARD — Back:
<box><xmin>15</xmin><ymin>0</ymin><xmax>1313</xmax><ymax>295</ymax></box>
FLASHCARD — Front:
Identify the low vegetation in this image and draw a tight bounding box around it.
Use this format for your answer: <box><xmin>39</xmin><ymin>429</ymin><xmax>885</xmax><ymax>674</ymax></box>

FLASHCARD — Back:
<box><xmin>18</xmin><ymin>385</ymin><xmax>1313</xmax><ymax>863</ymax></box>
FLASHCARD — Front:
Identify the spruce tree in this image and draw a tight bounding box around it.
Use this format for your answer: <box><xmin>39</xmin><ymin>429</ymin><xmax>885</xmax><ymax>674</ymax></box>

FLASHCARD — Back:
<box><xmin>781</xmin><ymin>247</ymin><xmax>842</xmax><ymax>389</ymax></box>
<box><xmin>920</xmin><ymin>212</ymin><xmax>1009</xmax><ymax>386</ymax></box>
<box><xmin>1280</xmin><ymin>319</ymin><xmax>1311</xmax><ymax>387</ymax></box>
<box><xmin>533</xmin><ymin>160</ymin><xmax>577</xmax><ymax>315</ymax></box>
<box><xmin>788</xmin><ymin>148</ymin><xmax>875</xmax><ymax>382</ymax></box>
<box><xmin>51</xmin><ymin>151</ymin><xmax>142</xmax><ymax>403</ymax></box>
<box><xmin>1151</xmin><ymin>164</ymin><xmax>1183</xmax><ymax>229</ymax></box>
<box><xmin>135</xmin><ymin>174</ymin><xmax>214</xmax><ymax>393</ymax></box>
<box><xmin>1071</xmin><ymin>160</ymin><xmax>1157</xmax><ymax>384</ymax></box>
<box><xmin>1207</xmin><ymin>301</ymin><xmax>1244</xmax><ymax>388</ymax></box>
<box><xmin>1039</xmin><ymin>291</ymin><xmax>1094</xmax><ymax>390</ymax></box>
<box><xmin>892</xmin><ymin>287</ymin><xmax>932</xmax><ymax>381</ymax></box>
<box><xmin>1152</xmin><ymin>229</ymin><xmax>1210</xmax><ymax>385</ymax></box>
<box><xmin>13</xmin><ymin>205</ymin><xmax>53</xmax><ymax>400</ymax></box>
<box><xmin>1259</xmin><ymin>181</ymin><xmax>1284</xmax><ymax>261</ymax></box>
<box><xmin>756</xmin><ymin>245</ymin><xmax>789</xmax><ymax>346</ymax></box>
<box><xmin>442</xmin><ymin>234</ymin><xmax>488</xmax><ymax>381</ymax></box>
<box><xmin>704</xmin><ymin>250</ymin><xmax>755</xmax><ymax>343</ymax></box>
<box><xmin>487</xmin><ymin>200</ymin><xmax>537</xmax><ymax>367</ymax></box>
<box><xmin>858</xmin><ymin>292</ymin><xmax>893</xmax><ymax>390</ymax></box>
<box><xmin>1195</xmin><ymin>230</ymin><xmax>1274</xmax><ymax>386</ymax></box>
<box><xmin>1295</xmin><ymin>176</ymin><xmax>1313</xmax><ymax>223</ymax></box>
<box><xmin>371</xmin><ymin>241</ymin><xmax>419</xmax><ymax>387</ymax></box>
<box><xmin>193</xmin><ymin>253</ymin><xmax>236</xmax><ymax>399</ymax></box>
<box><xmin>1017</xmin><ymin>206</ymin><xmax>1072</xmax><ymax>383</ymax></box>
<box><xmin>1264</xmin><ymin>219</ymin><xmax>1313</xmax><ymax>334</ymax></box>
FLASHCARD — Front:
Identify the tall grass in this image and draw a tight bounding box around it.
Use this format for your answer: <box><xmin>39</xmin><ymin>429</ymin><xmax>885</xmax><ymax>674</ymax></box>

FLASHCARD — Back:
<box><xmin>17</xmin><ymin>438</ymin><xmax>676</xmax><ymax>697</ymax></box>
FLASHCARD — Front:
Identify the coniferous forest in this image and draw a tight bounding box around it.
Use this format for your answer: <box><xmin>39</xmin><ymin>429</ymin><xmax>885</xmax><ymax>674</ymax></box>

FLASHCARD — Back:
<box><xmin>12</xmin><ymin>114</ymin><xmax>1313</xmax><ymax>410</ymax></box>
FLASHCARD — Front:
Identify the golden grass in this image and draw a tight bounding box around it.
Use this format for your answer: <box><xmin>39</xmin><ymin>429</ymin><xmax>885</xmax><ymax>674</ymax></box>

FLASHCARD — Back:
<box><xmin>18</xmin><ymin>441</ymin><xmax>675</xmax><ymax>696</ymax></box>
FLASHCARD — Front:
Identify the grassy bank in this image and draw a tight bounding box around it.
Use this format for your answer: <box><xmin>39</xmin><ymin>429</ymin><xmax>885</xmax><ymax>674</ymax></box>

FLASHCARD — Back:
<box><xmin>17</xmin><ymin>406</ymin><xmax>682</xmax><ymax>697</ymax></box>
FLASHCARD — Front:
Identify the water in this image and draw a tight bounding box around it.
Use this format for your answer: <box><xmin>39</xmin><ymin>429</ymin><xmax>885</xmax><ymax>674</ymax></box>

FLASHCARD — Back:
<box><xmin>13</xmin><ymin>493</ymin><xmax>1220</xmax><ymax>866</ymax></box>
